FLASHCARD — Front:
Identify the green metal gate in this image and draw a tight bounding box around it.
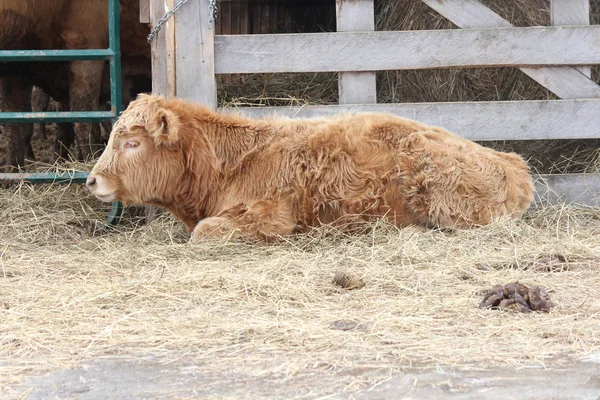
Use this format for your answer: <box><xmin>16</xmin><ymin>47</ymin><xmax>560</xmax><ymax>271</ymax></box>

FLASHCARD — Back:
<box><xmin>0</xmin><ymin>0</ymin><xmax>123</xmax><ymax>225</ymax></box>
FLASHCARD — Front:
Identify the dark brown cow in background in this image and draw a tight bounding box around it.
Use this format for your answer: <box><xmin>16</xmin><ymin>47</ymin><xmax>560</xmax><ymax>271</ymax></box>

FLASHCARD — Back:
<box><xmin>0</xmin><ymin>0</ymin><xmax>151</xmax><ymax>169</ymax></box>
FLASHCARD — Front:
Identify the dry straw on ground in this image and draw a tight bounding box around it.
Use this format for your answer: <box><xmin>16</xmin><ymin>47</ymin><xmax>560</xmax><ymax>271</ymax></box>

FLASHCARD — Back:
<box><xmin>1</xmin><ymin>176</ymin><xmax>599</xmax><ymax>394</ymax></box>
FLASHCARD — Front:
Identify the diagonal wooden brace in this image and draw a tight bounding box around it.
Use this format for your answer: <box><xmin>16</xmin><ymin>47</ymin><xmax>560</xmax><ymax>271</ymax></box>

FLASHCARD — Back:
<box><xmin>420</xmin><ymin>0</ymin><xmax>600</xmax><ymax>99</ymax></box>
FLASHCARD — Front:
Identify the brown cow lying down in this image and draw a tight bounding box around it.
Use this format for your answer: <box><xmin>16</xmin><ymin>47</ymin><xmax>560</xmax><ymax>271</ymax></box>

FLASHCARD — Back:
<box><xmin>87</xmin><ymin>94</ymin><xmax>534</xmax><ymax>241</ymax></box>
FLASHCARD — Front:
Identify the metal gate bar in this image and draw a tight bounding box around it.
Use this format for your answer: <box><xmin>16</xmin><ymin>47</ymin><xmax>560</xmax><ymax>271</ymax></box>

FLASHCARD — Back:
<box><xmin>0</xmin><ymin>0</ymin><xmax>123</xmax><ymax>225</ymax></box>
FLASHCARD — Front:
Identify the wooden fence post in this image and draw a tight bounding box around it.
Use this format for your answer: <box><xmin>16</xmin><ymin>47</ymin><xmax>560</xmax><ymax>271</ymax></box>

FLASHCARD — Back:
<box><xmin>336</xmin><ymin>0</ymin><xmax>376</xmax><ymax>104</ymax></box>
<box><xmin>175</xmin><ymin>0</ymin><xmax>218</xmax><ymax>108</ymax></box>
<box><xmin>149</xmin><ymin>0</ymin><xmax>176</xmax><ymax>98</ymax></box>
<box><xmin>140</xmin><ymin>0</ymin><xmax>150</xmax><ymax>24</ymax></box>
<box><xmin>551</xmin><ymin>0</ymin><xmax>591</xmax><ymax>78</ymax></box>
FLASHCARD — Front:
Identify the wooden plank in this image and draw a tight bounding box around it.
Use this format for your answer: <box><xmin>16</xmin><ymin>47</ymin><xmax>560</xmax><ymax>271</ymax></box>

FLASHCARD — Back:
<box><xmin>276</xmin><ymin>0</ymin><xmax>285</xmax><ymax>32</ymax></box>
<box><xmin>252</xmin><ymin>2</ymin><xmax>261</xmax><ymax>34</ymax></box>
<box><xmin>240</xmin><ymin>0</ymin><xmax>249</xmax><ymax>34</ymax></box>
<box><xmin>149</xmin><ymin>0</ymin><xmax>168</xmax><ymax>96</ymax></box>
<box><xmin>533</xmin><ymin>174</ymin><xmax>600</xmax><ymax>206</ymax></box>
<box><xmin>419</xmin><ymin>0</ymin><xmax>512</xmax><ymax>29</ymax></box>
<box><xmin>165</xmin><ymin>0</ymin><xmax>176</xmax><ymax>98</ymax></box>
<box><xmin>140</xmin><ymin>0</ymin><xmax>150</xmax><ymax>24</ymax></box>
<box><xmin>214</xmin><ymin>26</ymin><xmax>600</xmax><ymax>75</ymax></box>
<box><xmin>338</xmin><ymin>72</ymin><xmax>377</xmax><ymax>104</ymax></box>
<box><xmin>230</xmin><ymin>0</ymin><xmax>240</xmax><ymax>35</ymax></box>
<box><xmin>284</xmin><ymin>3</ymin><xmax>293</xmax><ymax>33</ymax></box>
<box><xmin>260</xmin><ymin>0</ymin><xmax>270</xmax><ymax>33</ymax></box>
<box><xmin>336</xmin><ymin>0</ymin><xmax>376</xmax><ymax>105</ymax></box>
<box><xmin>221</xmin><ymin>99</ymin><xmax>600</xmax><ymax>141</ymax></box>
<box><xmin>420</xmin><ymin>0</ymin><xmax>599</xmax><ymax>99</ymax></box>
<box><xmin>551</xmin><ymin>0</ymin><xmax>591</xmax><ymax>78</ymax></box>
<box><xmin>221</xmin><ymin>0</ymin><xmax>231</xmax><ymax>35</ymax></box>
<box><xmin>175</xmin><ymin>0</ymin><xmax>217</xmax><ymax>108</ymax></box>
<box><xmin>271</xmin><ymin>0</ymin><xmax>277</xmax><ymax>32</ymax></box>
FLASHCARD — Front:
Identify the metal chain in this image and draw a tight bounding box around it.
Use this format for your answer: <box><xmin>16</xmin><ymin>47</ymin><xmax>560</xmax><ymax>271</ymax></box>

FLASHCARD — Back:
<box><xmin>209</xmin><ymin>0</ymin><xmax>218</xmax><ymax>24</ymax></box>
<box><xmin>147</xmin><ymin>0</ymin><xmax>190</xmax><ymax>43</ymax></box>
<box><xmin>147</xmin><ymin>0</ymin><xmax>219</xmax><ymax>43</ymax></box>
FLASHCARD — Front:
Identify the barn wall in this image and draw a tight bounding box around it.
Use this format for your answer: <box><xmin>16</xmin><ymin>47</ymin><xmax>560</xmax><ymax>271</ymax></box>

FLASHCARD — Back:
<box><xmin>215</xmin><ymin>0</ymin><xmax>335</xmax><ymax>35</ymax></box>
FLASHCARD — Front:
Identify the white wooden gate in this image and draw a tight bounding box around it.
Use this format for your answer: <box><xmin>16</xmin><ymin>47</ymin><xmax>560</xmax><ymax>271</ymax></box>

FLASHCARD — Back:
<box><xmin>145</xmin><ymin>0</ymin><xmax>600</xmax><ymax>206</ymax></box>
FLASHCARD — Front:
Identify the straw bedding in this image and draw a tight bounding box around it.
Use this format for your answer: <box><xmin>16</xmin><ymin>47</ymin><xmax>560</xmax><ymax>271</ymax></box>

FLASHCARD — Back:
<box><xmin>1</xmin><ymin>168</ymin><xmax>599</xmax><ymax>392</ymax></box>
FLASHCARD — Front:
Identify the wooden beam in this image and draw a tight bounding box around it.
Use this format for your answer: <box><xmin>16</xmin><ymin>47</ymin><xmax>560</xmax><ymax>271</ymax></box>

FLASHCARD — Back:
<box><xmin>551</xmin><ymin>0</ymin><xmax>591</xmax><ymax>78</ymax></box>
<box><xmin>140</xmin><ymin>0</ymin><xmax>150</xmax><ymax>24</ymax></box>
<box><xmin>214</xmin><ymin>26</ymin><xmax>600</xmax><ymax>76</ymax></box>
<box><xmin>174</xmin><ymin>0</ymin><xmax>217</xmax><ymax>108</ymax></box>
<box><xmin>165</xmin><ymin>0</ymin><xmax>176</xmax><ymax>98</ymax></box>
<box><xmin>533</xmin><ymin>174</ymin><xmax>600</xmax><ymax>206</ymax></box>
<box><xmin>336</xmin><ymin>0</ymin><xmax>376</xmax><ymax>104</ymax></box>
<box><xmin>149</xmin><ymin>0</ymin><xmax>169</xmax><ymax>96</ymax></box>
<box><xmin>221</xmin><ymin>99</ymin><xmax>600</xmax><ymax>141</ymax></box>
<box><xmin>420</xmin><ymin>0</ymin><xmax>599</xmax><ymax>100</ymax></box>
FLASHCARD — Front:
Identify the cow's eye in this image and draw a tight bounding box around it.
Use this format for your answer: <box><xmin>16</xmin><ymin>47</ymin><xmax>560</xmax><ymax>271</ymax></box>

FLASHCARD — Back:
<box><xmin>124</xmin><ymin>140</ymin><xmax>140</xmax><ymax>149</ymax></box>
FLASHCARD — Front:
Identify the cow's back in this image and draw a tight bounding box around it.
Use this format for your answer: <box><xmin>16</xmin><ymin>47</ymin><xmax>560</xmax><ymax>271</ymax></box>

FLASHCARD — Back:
<box><xmin>227</xmin><ymin>112</ymin><xmax>533</xmax><ymax>229</ymax></box>
<box><xmin>0</xmin><ymin>1</ymin><xmax>67</xmax><ymax>50</ymax></box>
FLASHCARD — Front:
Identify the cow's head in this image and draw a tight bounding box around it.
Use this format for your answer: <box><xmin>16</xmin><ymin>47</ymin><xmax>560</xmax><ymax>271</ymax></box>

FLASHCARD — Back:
<box><xmin>86</xmin><ymin>94</ymin><xmax>186</xmax><ymax>206</ymax></box>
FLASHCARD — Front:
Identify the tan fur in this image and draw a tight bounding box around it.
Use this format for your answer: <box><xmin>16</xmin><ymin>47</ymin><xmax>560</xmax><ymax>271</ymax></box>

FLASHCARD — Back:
<box><xmin>88</xmin><ymin>94</ymin><xmax>535</xmax><ymax>241</ymax></box>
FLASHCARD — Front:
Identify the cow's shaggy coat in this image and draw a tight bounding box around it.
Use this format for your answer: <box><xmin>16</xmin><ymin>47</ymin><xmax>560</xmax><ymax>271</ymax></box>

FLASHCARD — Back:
<box><xmin>87</xmin><ymin>94</ymin><xmax>534</xmax><ymax>241</ymax></box>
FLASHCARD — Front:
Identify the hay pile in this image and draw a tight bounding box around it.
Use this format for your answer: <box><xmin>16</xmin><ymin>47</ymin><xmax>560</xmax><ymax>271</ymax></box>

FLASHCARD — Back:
<box><xmin>1</xmin><ymin>181</ymin><xmax>599</xmax><ymax>394</ymax></box>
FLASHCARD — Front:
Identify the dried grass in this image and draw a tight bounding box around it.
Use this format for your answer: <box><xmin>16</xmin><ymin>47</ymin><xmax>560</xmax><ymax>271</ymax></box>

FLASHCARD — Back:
<box><xmin>1</xmin><ymin>181</ymin><xmax>599</xmax><ymax>393</ymax></box>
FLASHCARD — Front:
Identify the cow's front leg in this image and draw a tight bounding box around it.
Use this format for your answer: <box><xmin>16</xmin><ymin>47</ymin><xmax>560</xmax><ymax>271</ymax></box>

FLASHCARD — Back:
<box><xmin>69</xmin><ymin>60</ymin><xmax>104</xmax><ymax>161</ymax></box>
<box><xmin>31</xmin><ymin>86</ymin><xmax>50</xmax><ymax>141</ymax></box>
<box><xmin>191</xmin><ymin>200</ymin><xmax>297</xmax><ymax>242</ymax></box>
<box><xmin>191</xmin><ymin>216</ymin><xmax>241</xmax><ymax>242</ymax></box>
<box><xmin>0</xmin><ymin>76</ymin><xmax>33</xmax><ymax>170</ymax></box>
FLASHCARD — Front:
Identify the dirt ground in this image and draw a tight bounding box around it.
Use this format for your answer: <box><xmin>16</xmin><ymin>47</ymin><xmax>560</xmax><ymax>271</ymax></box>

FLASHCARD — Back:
<box><xmin>6</xmin><ymin>354</ymin><xmax>600</xmax><ymax>399</ymax></box>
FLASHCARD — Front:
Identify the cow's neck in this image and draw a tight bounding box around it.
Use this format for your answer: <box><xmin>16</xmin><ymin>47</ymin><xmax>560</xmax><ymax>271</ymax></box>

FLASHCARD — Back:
<box><xmin>156</xmin><ymin>104</ymin><xmax>276</xmax><ymax>230</ymax></box>
<box><xmin>156</xmin><ymin>137</ymin><xmax>221</xmax><ymax>231</ymax></box>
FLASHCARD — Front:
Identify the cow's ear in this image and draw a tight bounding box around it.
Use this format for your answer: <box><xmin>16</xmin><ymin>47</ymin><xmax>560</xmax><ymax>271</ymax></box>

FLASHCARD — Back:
<box><xmin>147</xmin><ymin>108</ymin><xmax>180</xmax><ymax>145</ymax></box>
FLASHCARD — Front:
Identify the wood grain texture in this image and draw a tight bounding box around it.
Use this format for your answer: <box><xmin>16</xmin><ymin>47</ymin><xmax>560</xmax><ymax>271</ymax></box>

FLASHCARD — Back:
<box><xmin>222</xmin><ymin>99</ymin><xmax>600</xmax><ymax>141</ymax></box>
<box><xmin>150</xmin><ymin>0</ymin><xmax>168</xmax><ymax>96</ymax></box>
<box><xmin>533</xmin><ymin>174</ymin><xmax>600</xmax><ymax>206</ymax></box>
<box><xmin>240</xmin><ymin>0</ymin><xmax>249</xmax><ymax>34</ymax></box>
<box><xmin>214</xmin><ymin>26</ymin><xmax>600</xmax><ymax>75</ymax></box>
<box><xmin>551</xmin><ymin>0</ymin><xmax>590</xmax><ymax>25</ymax></box>
<box><xmin>139</xmin><ymin>0</ymin><xmax>150</xmax><ymax>24</ymax></box>
<box><xmin>175</xmin><ymin>0</ymin><xmax>217</xmax><ymax>108</ymax></box>
<box><xmin>336</xmin><ymin>0</ymin><xmax>376</xmax><ymax>104</ymax></box>
<box><xmin>165</xmin><ymin>0</ymin><xmax>176</xmax><ymax>98</ymax></box>
<box><xmin>551</xmin><ymin>0</ymin><xmax>591</xmax><ymax>78</ymax></box>
<box><xmin>421</xmin><ymin>0</ymin><xmax>599</xmax><ymax>99</ymax></box>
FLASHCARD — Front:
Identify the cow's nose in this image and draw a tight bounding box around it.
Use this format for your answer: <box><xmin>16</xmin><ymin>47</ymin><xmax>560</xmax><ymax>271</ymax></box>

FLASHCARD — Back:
<box><xmin>86</xmin><ymin>176</ymin><xmax>97</xmax><ymax>187</ymax></box>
